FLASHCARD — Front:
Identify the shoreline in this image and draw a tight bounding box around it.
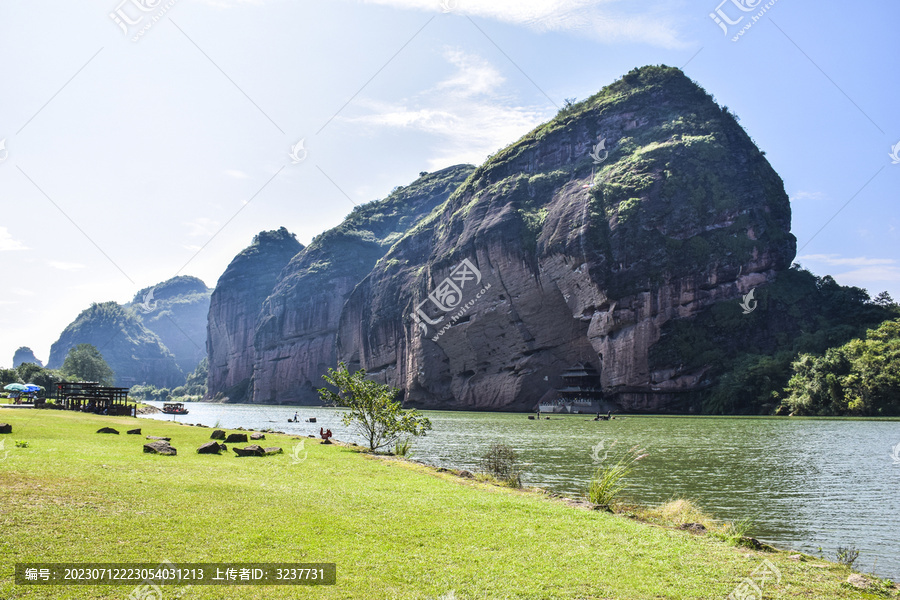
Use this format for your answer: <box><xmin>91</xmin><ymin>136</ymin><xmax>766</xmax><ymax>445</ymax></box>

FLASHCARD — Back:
<box><xmin>0</xmin><ymin>410</ymin><xmax>896</xmax><ymax>598</ymax></box>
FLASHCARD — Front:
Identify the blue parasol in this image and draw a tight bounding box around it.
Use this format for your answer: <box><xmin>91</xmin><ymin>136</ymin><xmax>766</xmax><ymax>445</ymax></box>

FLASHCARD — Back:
<box><xmin>23</xmin><ymin>384</ymin><xmax>42</xmax><ymax>393</ymax></box>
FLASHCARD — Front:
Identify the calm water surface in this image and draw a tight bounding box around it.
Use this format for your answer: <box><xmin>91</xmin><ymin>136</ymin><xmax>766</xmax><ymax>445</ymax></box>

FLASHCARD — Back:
<box><xmin>143</xmin><ymin>404</ymin><xmax>900</xmax><ymax>580</ymax></box>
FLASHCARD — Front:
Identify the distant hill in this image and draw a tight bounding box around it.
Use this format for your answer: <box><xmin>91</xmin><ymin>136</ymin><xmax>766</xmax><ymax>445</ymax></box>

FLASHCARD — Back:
<box><xmin>46</xmin><ymin>276</ymin><xmax>211</xmax><ymax>388</ymax></box>
<box><xmin>128</xmin><ymin>276</ymin><xmax>211</xmax><ymax>375</ymax></box>
<box><xmin>46</xmin><ymin>301</ymin><xmax>183</xmax><ymax>387</ymax></box>
<box><xmin>13</xmin><ymin>346</ymin><xmax>42</xmax><ymax>368</ymax></box>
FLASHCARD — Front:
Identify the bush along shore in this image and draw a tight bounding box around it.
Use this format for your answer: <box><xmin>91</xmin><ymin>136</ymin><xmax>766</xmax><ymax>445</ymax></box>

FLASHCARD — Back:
<box><xmin>0</xmin><ymin>411</ymin><xmax>897</xmax><ymax>599</ymax></box>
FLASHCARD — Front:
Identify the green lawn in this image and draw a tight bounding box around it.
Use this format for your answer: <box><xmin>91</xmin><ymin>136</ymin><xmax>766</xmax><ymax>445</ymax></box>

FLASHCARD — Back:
<box><xmin>0</xmin><ymin>410</ymin><xmax>892</xmax><ymax>599</ymax></box>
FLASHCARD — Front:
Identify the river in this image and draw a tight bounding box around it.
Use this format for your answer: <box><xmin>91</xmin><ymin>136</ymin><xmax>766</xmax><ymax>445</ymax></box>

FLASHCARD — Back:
<box><xmin>142</xmin><ymin>403</ymin><xmax>900</xmax><ymax>580</ymax></box>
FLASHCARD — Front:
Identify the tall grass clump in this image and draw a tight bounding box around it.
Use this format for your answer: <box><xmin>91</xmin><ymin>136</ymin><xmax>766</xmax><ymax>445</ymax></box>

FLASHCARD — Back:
<box><xmin>587</xmin><ymin>444</ymin><xmax>647</xmax><ymax>506</ymax></box>
<box><xmin>394</xmin><ymin>438</ymin><xmax>412</xmax><ymax>457</ymax></box>
<box><xmin>836</xmin><ymin>545</ymin><xmax>860</xmax><ymax>568</ymax></box>
<box><xmin>479</xmin><ymin>443</ymin><xmax>522</xmax><ymax>488</ymax></box>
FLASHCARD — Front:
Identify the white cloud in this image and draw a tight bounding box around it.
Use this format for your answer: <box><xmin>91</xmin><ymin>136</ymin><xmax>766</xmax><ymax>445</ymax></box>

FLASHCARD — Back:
<box><xmin>46</xmin><ymin>261</ymin><xmax>86</xmax><ymax>271</ymax></box>
<box><xmin>0</xmin><ymin>227</ymin><xmax>28</xmax><ymax>251</ymax></box>
<box><xmin>361</xmin><ymin>0</ymin><xmax>685</xmax><ymax>48</ymax></box>
<box><xmin>790</xmin><ymin>191</ymin><xmax>825</xmax><ymax>202</ymax></box>
<box><xmin>346</xmin><ymin>48</ymin><xmax>549</xmax><ymax>168</ymax></box>
<box><xmin>798</xmin><ymin>254</ymin><xmax>900</xmax><ymax>287</ymax></box>
<box><xmin>185</xmin><ymin>217</ymin><xmax>221</xmax><ymax>237</ymax></box>
<box><xmin>798</xmin><ymin>254</ymin><xmax>895</xmax><ymax>267</ymax></box>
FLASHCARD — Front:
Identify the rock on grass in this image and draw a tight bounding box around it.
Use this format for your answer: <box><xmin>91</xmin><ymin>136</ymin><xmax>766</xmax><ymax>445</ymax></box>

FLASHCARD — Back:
<box><xmin>233</xmin><ymin>445</ymin><xmax>266</xmax><ymax>457</ymax></box>
<box><xmin>143</xmin><ymin>441</ymin><xmax>176</xmax><ymax>455</ymax></box>
<box><xmin>197</xmin><ymin>441</ymin><xmax>223</xmax><ymax>455</ymax></box>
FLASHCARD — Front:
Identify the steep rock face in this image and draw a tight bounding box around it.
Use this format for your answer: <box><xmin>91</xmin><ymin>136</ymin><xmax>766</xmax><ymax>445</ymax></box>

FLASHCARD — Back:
<box><xmin>129</xmin><ymin>276</ymin><xmax>211</xmax><ymax>375</ymax></box>
<box><xmin>251</xmin><ymin>165</ymin><xmax>474</xmax><ymax>404</ymax></box>
<box><xmin>47</xmin><ymin>302</ymin><xmax>183</xmax><ymax>387</ymax></box>
<box><xmin>13</xmin><ymin>347</ymin><xmax>42</xmax><ymax>368</ymax></box>
<box><xmin>206</xmin><ymin>228</ymin><xmax>303</xmax><ymax>402</ymax></box>
<box><xmin>336</xmin><ymin>66</ymin><xmax>796</xmax><ymax>411</ymax></box>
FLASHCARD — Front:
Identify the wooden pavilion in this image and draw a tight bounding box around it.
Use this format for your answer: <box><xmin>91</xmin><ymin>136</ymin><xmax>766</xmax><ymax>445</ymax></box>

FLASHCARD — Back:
<box><xmin>52</xmin><ymin>381</ymin><xmax>136</xmax><ymax>416</ymax></box>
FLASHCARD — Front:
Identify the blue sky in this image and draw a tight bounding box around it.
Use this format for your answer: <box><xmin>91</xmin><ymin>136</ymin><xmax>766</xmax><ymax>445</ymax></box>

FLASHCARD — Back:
<box><xmin>1</xmin><ymin>0</ymin><xmax>898</xmax><ymax>367</ymax></box>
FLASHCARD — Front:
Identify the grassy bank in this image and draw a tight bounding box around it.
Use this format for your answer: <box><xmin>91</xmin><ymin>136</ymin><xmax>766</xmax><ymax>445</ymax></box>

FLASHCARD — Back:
<box><xmin>0</xmin><ymin>410</ymin><xmax>893</xmax><ymax>599</ymax></box>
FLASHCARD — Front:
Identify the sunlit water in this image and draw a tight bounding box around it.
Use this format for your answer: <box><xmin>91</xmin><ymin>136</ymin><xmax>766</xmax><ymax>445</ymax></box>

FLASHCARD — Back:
<box><xmin>143</xmin><ymin>404</ymin><xmax>900</xmax><ymax>580</ymax></box>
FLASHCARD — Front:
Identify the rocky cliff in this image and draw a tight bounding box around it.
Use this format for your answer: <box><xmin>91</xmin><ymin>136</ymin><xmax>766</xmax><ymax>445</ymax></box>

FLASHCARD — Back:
<box><xmin>334</xmin><ymin>65</ymin><xmax>796</xmax><ymax>411</ymax></box>
<box><xmin>206</xmin><ymin>228</ymin><xmax>303</xmax><ymax>402</ymax></box>
<box><xmin>250</xmin><ymin>165</ymin><xmax>475</xmax><ymax>404</ymax></box>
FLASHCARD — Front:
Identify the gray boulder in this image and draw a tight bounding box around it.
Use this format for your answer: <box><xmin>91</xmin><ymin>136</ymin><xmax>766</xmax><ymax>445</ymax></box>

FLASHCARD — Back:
<box><xmin>264</xmin><ymin>447</ymin><xmax>283</xmax><ymax>455</ymax></box>
<box><xmin>143</xmin><ymin>441</ymin><xmax>176</xmax><ymax>455</ymax></box>
<box><xmin>233</xmin><ymin>445</ymin><xmax>266</xmax><ymax>457</ymax></box>
<box><xmin>250</xmin><ymin>433</ymin><xmax>265</xmax><ymax>440</ymax></box>
<box><xmin>146</xmin><ymin>436</ymin><xmax>171</xmax><ymax>441</ymax></box>
<box><xmin>210</xmin><ymin>430</ymin><xmax>226</xmax><ymax>440</ymax></box>
<box><xmin>0</xmin><ymin>423</ymin><xmax>11</xmax><ymax>434</ymax></box>
<box><xmin>197</xmin><ymin>441</ymin><xmax>222</xmax><ymax>454</ymax></box>
<box><xmin>96</xmin><ymin>427</ymin><xmax>119</xmax><ymax>434</ymax></box>
<box><xmin>224</xmin><ymin>433</ymin><xmax>248</xmax><ymax>444</ymax></box>
<box><xmin>126</xmin><ymin>428</ymin><xmax>141</xmax><ymax>435</ymax></box>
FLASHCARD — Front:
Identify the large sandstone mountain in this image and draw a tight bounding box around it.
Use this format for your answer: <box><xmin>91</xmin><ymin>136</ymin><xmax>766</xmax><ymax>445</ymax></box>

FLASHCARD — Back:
<box><xmin>335</xmin><ymin>65</ymin><xmax>796</xmax><ymax>411</ymax></box>
<box><xmin>206</xmin><ymin>228</ymin><xmax>303</xmax><ymax>402</ymax></box>
<box><xmin>207</xmin><ymin>65</ymin><xmax>800</xmax><ymax>411</ymax></box>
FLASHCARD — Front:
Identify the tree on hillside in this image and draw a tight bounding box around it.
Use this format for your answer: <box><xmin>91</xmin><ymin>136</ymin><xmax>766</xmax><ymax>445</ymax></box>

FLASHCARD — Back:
<box><xmin>318</xmin><ymin>363</ymin><xmax>431</xmax><ymax>452</ymax></box>
<box><xmin>183</xmin><ymin>356</ymin><xmax>208</xmax><ymax>397</ymax></box>
<box><xmin>61</xmin><ymin>344</ymin><xmax>115</xmax><ymax>386</ymax></box>
<box><xmin>783</xmin><ymin>319</ymin><xmax>900</xmax><ymax>416</ymax></box>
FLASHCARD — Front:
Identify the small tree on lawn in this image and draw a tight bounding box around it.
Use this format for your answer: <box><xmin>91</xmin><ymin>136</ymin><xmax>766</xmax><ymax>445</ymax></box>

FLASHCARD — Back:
<box><xmin>317</xmin><ymin>363</ymin><xmax>431</xmax><ymax>452</ymax></box>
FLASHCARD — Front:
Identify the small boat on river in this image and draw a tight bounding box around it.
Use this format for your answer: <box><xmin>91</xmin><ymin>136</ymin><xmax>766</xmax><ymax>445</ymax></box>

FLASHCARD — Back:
<box><xmin>161</xmin><ymin>402</ymin><xmax>189</xmax><ymax>415</ymax></box>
